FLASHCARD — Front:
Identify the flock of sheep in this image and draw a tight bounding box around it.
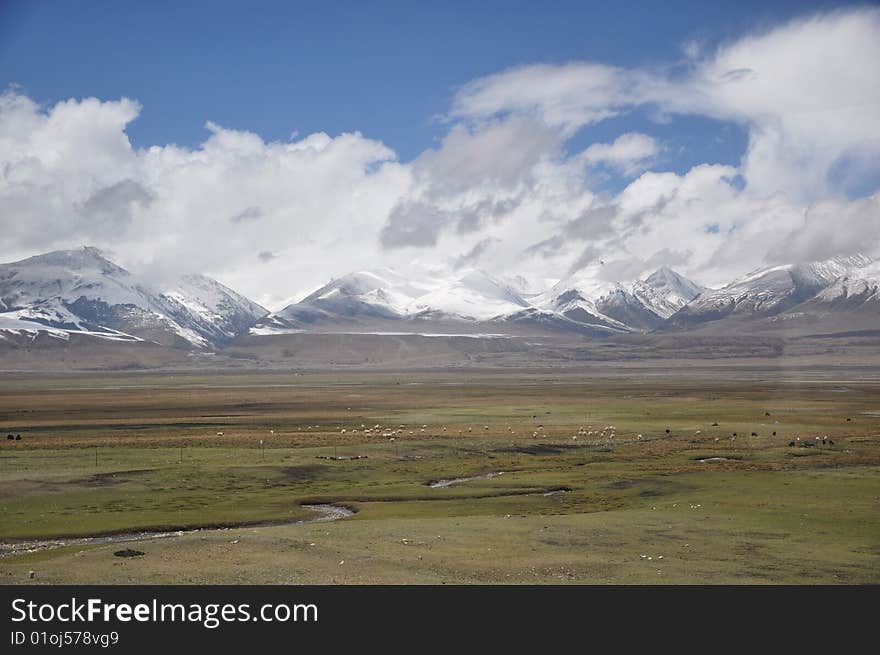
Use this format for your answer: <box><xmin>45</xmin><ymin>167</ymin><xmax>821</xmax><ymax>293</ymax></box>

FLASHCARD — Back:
<box><xmin>205</xmin><ymin>414</ymin><xmax>850</xmax><ymax>449</ymax></box>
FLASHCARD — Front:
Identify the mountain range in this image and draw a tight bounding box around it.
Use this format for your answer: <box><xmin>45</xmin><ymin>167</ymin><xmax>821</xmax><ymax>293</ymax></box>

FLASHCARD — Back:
<box><xmin>0</xmin><ymin>247</ymin><xmax>266</xmax><ymax>349</ymax></box>
<box><xmin>0</xmin><ymin>247</ymin><xmax>877</xmax><ymax>356</ymax></box>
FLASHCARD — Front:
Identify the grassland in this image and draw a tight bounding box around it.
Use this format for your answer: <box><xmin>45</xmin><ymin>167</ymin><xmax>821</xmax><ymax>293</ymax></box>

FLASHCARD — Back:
<box><xmin>0</xmin><ymin>366</ymin><xmax>878</xmax><ymax>584</ymax></box>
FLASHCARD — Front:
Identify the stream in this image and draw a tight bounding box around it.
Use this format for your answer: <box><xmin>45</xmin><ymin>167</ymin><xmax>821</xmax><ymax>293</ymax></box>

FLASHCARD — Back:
<box><xmin>0</xmin><ymin>504</ymin><xmax>354</xmax><ymax>558</ymax></box>
<box><xmin>428</xmin><ymin>472</ymin><xmax>505</xmax><ymax>488</ymax></box>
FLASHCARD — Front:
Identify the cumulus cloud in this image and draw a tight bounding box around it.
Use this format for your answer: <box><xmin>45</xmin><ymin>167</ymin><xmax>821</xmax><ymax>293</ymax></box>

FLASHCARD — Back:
<box><xmin>0</xmin><ymin>90</ymin><xmax>409</xmax><ymax>306</ymax></box>
<box><xmin>454</xmin><ymin>8</ymin><xmax>880</xmax><ymax>204</ymax></box>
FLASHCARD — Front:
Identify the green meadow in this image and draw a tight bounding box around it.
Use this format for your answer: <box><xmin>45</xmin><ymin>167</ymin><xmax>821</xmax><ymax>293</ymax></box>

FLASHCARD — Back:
<box><xmin>1</xmin><ymin>368</ymin><xmax>878</xmax><ymax>583</ymax></box>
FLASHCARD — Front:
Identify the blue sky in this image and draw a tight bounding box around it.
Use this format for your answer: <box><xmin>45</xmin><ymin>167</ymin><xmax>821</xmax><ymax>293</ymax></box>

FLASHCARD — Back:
<box><xmin>0</xmin><ymin>0</ymin><xmax>848</xmax><ymax>164</ymax></box>
<box><xmin>1</xmin><ymin>2</ymin><xmax>878</xmax><ymax>304</ymax></box>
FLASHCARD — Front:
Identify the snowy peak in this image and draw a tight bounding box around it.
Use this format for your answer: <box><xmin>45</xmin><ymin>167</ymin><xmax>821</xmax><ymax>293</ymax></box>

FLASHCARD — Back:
<box><xmin>669</xmin><ymin>253</ymin><xmax>874</xmax><ymax>327</ymax></box>
<box><xmin>537</xmin><ymin>265</ymin><xmax>703</xmax><ymax>330</ymax></box>
<box><xmin>409</xmin><ymin>269</ymin><xmax>528</xmax><ymax>320</ymax></box>
<box><xmin>544</xmin><ymin>263</ymin><xmax>620</xmax><ymax>302</ymax></box>
<box><xmin>266</xmin><ymin>266</ymin><xmax>530</xmax><ymax>330</ymax></box>
<box><xmin>5</xmin><ymin>247</ymin><xmax>877</xmax><ymax>348</ymax></box>
<box><xmin>156</xmin><ymin>274</ymin><xmax>268</xmax><ymax>345</ymax></box>
<box><xmin>15</xmin><ymin>245</ymin><xmax>124</xmax><ymax>274</ymax></box>
<box><xmin>303</xmin><ymin>269</ymin><xmax>415</xmax><ymax>304</ymax></box>
<box><xmin>0</xmin><ymin>246</ymin><xmax>144</xmax><ymax>309</ymax></box>
<box><xmin>632</xmin><ymin>267</ymin><xmax>705</xmax><ymax>319</ymax></box>
<box><xmin>262</xmin><ymin>262</ymin><xmax>708</xmax><ymax>336</ymax></box>
<box><xmin>642</xmin><ymin>266</ymin><xmax>704</xmax><ymax>303</ymax></box>
<box><xmin>535</xmin><ymin>265</ymin><xmax>630</xmax><ymax>330</ymax></box>
<box><xmin>809</xmin><ymin>259</ymin><xmax>880</xmax><ymax>306</ymax></box>
<box><xmin>789</xmin><ymin>254</ymin><xmax>873</xmax><ymax>291</ymax></box>
<box><xmin>0</xmin><ymin>247</ymin><xmax>266</xmax><ymax>348</ymax></box>
<box><xmin>276</xmin><ymin>268</ymin><xmax>421</xmax><ymax>324</ymax></box>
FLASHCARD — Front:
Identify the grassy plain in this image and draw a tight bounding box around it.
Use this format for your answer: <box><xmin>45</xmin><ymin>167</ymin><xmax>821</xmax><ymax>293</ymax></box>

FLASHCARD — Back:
<box><xmin>0</xmin><ymin>367</ymin><xmax>878</xmax><ymax>584</ymax></box>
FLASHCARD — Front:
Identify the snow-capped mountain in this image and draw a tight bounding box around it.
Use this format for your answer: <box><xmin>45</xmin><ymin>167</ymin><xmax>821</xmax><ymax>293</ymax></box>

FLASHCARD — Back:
<box><xmin>632</xmin><ymin>267</ymin><xmax>706</xmax><ymax>318</ymax></box>
<box><xmin>4</xmin><ymin>247</ymin><xmax>877</xmax><ymax>352</ymax></box>
<box><xmin>254</xmin><ymin>267</ymin><xmax>531</xmax><ymax>333</ymax></box>
<box><xmin>668</xmin><ymin>254</ymin><xmax>873</xmax><ymax>328</ymax></box>
<box><xmin>809</xmin><ymin>259</ymin><xmax>880</xmax><ymax>307</ymax></box>
<box><xmin>155</xmin><ymin>273</ymin><xmax>269</xmax><ymax>347</ymax></box>
<box><xmin>538</xmin><ymin>266</ymin><xmax>632</xmax><ymax>331</ymax></box>
<box><xmin>254</xmin><ymin>262</ymin><xmax>706</xmax><ymax>336</ymax></box>
<box><xmin>0</xmin><ymin>247</ymin><xmax>267</xmax><ymax>348</ymax></box>
<box><xmin>784</xmin><ymin>259</ymin><xmax>880</xmax><ymax>326</ymax></box>
<box><xmin>535</xmin><ymin>264</ymin><xmax>705</xmax><ymax>332</ymax></box>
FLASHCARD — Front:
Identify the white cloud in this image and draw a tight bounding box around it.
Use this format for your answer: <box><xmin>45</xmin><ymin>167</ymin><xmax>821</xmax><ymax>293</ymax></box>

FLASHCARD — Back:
<box><xmin>769</xmin><ymin>195</ymin><xmax>880</xmax><ymax>264</ymax></box>
<box><xmin>452</xmin><ymin>8</ymin><xmax>880</xmax><ymax>204</ymax></box>
<box><xmin>0</xmin><ymin>91</ymin><xmax>410</xmax><ymax>307</ymax></box>
<box><xmin>450</xmin><ymin>62</ymin><xmax>642</xmax><ymax>134</ymax></box>
<box><xmin>579</xmin><ymin>132</ymin><xmax>660</xmax><ymax>176</ymax></box>
<box><xmin>682</xmin><ymin>8</ymin><xmax>880</xmax><ymax>200</ymax></box>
